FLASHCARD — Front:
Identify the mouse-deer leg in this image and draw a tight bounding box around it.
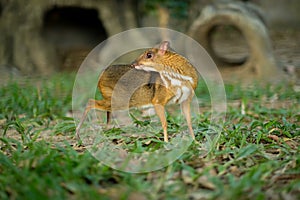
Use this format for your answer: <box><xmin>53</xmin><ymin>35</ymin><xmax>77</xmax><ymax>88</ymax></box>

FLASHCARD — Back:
<box><xmin>75</xmin><ymin>99</ymin><xmax>110</xmax><ymax>139</ymax></box>
<box><xmin>153</xmin><ymin>104</ymin><xmax>168</xmax><ymax>142</ymax></box>
<box><xmin>181</xmin><ymin>98</ymin><xmax>195</xmax><ymax>140</ymax></box>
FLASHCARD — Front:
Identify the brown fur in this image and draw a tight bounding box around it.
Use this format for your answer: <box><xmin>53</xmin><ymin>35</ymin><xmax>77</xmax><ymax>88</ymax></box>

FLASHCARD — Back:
<box><xmin>76</xmin><ymin>41</ymin><xmax>198</xmax><ymax>142</ymax></box>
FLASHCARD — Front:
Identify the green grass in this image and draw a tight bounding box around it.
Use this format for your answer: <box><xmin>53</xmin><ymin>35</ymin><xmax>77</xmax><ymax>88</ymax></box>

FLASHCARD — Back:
<box><xmin>0</xmin><ymin>73</ymin><xmax>299</xmax><ymax>199</ymax></box>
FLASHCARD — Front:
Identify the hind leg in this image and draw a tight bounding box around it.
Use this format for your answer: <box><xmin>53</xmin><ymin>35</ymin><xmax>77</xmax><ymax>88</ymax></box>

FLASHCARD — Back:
<box><xmin>75</xmin><ymin>99</ymin><xmax>110</xmax><ymax>139</ymax></box>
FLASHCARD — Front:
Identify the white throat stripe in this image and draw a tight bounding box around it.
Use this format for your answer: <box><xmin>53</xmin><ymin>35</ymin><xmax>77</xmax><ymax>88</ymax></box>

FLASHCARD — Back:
<box><xmin>162</xmin><ymin>71</ymin><xmax>194</xmax><ymax>85</ymax></box>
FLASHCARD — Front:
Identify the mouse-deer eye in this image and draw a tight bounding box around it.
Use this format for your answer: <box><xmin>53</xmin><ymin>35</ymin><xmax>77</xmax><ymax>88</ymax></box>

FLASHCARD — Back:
<box><xmin>145</xmin><ymin>52</ymin><xmax>153</xmax><ymax>59</ymax></box>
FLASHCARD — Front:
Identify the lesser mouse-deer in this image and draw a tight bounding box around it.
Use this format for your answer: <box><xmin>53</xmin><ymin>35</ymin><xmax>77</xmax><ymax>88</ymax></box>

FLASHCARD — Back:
<box><xmin>76</xmin><ymin>41</ymin><xmax>198</xmax><ymax>142</ymax></box>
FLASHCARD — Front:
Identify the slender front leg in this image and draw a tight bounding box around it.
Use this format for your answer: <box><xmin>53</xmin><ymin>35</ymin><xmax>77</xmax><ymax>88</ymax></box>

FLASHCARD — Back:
<box><xmin>153</xmin><ymin>104</ymin><xmax>168</xmax><ymax>142</ymax></box>
<box><xmin>181</xmin><ymin>99</ymin><xmax>195</xmax><ymax>140</ymax></box>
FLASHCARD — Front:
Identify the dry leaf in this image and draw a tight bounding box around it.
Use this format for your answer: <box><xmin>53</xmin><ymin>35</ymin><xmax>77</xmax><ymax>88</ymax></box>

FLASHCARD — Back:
<box><xmin>181</xmin><ymin>170</ymin><xmax>194</xmax><ymax>184</ymax></box>
<box><xmin>229</xmin><ymin>165</ymin><xmax>242</xmax><ymax>177</ymax></box>
<box><xmin>268</xmin><ymin>134</ymin><xmax>280</xmax><ymax>142</ymax></box>
<box><xmin>197</xmin><ymin>175</ymin><xmax>216</xmax><ymax>190</ymax></box>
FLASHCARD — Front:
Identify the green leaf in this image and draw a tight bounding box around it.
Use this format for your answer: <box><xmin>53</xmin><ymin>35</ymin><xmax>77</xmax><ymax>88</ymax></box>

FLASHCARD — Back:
<box><xmin>236</xmin><ymin>144</ymin><xmax>259</xmax><ymax>160</ymax></box>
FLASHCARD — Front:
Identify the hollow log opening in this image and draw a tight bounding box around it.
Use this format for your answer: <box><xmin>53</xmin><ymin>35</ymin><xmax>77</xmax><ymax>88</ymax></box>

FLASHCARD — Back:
<box><xmin>208</xmin><ymin>25</ymin><xmax>250</xmax><ymax>66</ymax></box>
<box><xmin>42</xmin><ymin>6</ymin><xmax>108</xmax><ymax>71</ymax></box>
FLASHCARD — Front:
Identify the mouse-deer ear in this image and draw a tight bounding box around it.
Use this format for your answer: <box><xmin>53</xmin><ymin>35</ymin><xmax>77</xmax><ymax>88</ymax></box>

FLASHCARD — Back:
<box><xmin>157</xmin><ymin>41</ymin><xmax>170</xmax><ymax>56</ymax></box>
